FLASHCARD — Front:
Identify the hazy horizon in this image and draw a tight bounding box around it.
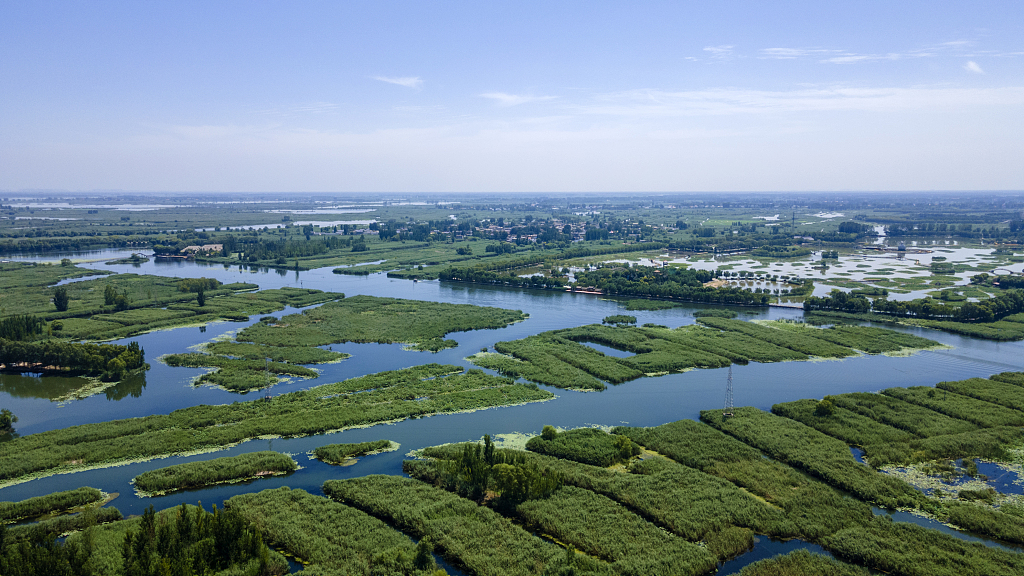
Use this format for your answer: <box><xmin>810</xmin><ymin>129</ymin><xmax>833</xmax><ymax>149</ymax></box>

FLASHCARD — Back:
<box><xmin>2</xmin><ymin>1</ymin><xmax>1022</xmax><ymax>193</ymax></box>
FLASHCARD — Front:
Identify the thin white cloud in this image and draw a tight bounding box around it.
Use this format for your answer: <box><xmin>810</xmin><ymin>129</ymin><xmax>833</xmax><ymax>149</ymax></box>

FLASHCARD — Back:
<box><xmin>760</xmin><ymin>48</ymin><xmax>841</xmax><ymax>59</ymax></box>
<box><xmin>373</xmin><ymin>76</ymin><xmax>423</xmax><ymax>88</ymax></box>
<box><xmin>703</xmin><ymin>45</ymin><xmax>734</xmax><ymax>59</ymax></box>
<box><xmin>575</xmin><ymin>86</ymin><xmax>1024</xmax><ymax>117</ymax></box>
<box><xmin>480</xmin><ymin>92</ymin><xmax>557</xmax><ymax>106</ymax></box>
<box><xmin>965</xmin><ymin>61</ymin><xmax>985</xmax><ymax>74</ymax></box>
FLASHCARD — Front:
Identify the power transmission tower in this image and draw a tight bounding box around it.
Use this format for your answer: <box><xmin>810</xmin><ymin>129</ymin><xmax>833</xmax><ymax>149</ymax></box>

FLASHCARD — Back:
<box><xmin>723</xmin><ymin>365</ymin><xmax>734</xmax><ymax>418</ymax></box>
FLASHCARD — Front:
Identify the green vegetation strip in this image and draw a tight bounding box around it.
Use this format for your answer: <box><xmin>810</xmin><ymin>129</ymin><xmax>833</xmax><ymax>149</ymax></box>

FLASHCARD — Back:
<box><xmin>701</xmin><ymin>407</ymin><xmax>924</xmax><ymax>510</ymax></box>
<box><xmin>238</xmin><ymin>294</ymin><xmax>527</xmax><ymax>352</ymax></box>
<box><xmin>470</xmin><ymin>320</ymin><xmax>938</xmax><ymax>390</ymax></box>
<box><xmin>613</xmin><ymin>419</ymin><xmax>874</xmax><ymax>540</ymax></box>
<box><xmin>515</xmin><ymin>485</ymin><xmax>716</xmax><ymax>576</ymax></box>
<box><xmin>727</xmin><ymin>549</ymin><xmax>870</xmax><ymax>576</ymax></box>
<box><xmin>132</xmin><ymin>451</ymin><xmax>297</xmax><ymax>495</ymax></box>
<box><xmin>937</xmin><ymin>376</ymin><xmax>1024</xmax><ymax>412</ymax></box>
<box><xmin>3</xmin><ymin>506</ymin><xmax>122</xmax><ymax>544</ymax></box>
<box><xmin>227</xmin><ymin>486</ymin><xmax>440</xmax><ymax>575</ymax></box>
<box><xmin>616</xmin><ymin>417</ymin><xmax>1024</xmax><ymax>574</ymax></box>
<box><xmin>162</xmin><ymin>352</ymin><xmax>319</xmax><ymax>392</ymax></box>
<box><xmin>0</xmin><ymin>486</ymin><xmax>103</xmax><ymax>523</ymax></box>
<box><xmin>205</xmin><ymin>340</ymin><xmax>348</xmax><ymax>364</ymax></box>
<box><xmin>0</xmin><ymin>364</ymin><xmax>552</xmax><ymax>487</ymax></box>
<box><xmin>880</xmin><ymin>386</ymin><xmax>1024</xmax><ymax>428</ymax></box>
<box><xmin>313</xmin><ymin>439</ymin><xmax>397</xmax><ymax>464</ymax></box>
<box><xmin>324</xmin><ymin>475</ymin><xmax>577</xmax><ymax>576</ymax></box>
<box><xmin>413</xmin><ymin>440</ymin><xmax>797</xmax><ymax>545</ymax></box>
<box><xmin>620</xmin><ymin>299</ymin><xmax>682</xmax><ymax>311</ymax></box>
<box><xmin>525</xmin><ymin>427</ymin><xmax>639</xmax><ymax>467</ymax></box>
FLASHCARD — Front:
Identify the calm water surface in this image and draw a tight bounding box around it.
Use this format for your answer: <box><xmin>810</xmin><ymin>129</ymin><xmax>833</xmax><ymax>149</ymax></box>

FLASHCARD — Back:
<box><xmin>3</xmin><ymin>249</ymin><xmax>1024</xmax><ymax>558</ymax></box>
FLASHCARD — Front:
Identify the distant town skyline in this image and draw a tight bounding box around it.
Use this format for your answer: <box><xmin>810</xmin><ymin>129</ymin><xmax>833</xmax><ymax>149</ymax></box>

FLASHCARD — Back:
<box><xmin>1</xmin><ymin>1</ymin><xmax>1022</xmax><ymax>192</ymax></box>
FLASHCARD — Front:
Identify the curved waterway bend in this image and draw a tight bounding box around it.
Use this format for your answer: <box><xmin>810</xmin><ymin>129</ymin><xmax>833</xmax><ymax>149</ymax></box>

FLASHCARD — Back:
<box><xmin>1</xmin><ymin>251</ymin><xmax>1023</xmax><ymax>556</ymax></box>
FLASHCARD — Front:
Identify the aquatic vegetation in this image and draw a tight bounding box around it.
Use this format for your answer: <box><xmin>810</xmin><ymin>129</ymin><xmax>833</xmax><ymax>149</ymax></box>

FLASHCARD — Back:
<box><xmin>162</xmin><ymin>352</ymin><xmax>319</xmax><ymax>392</ymax></box>
<box><xmin>881</xmin><ymin>386</ymin><xmax>1024</xmax><ymax>428</ymax></box>
<box><xmin>515</xmin><ymin>485</ymin><xmax>717</xmax><ymax>575</ymax></box>
<box><xmin>3</xmin><ymin>506</ymin><xmax>122</xmax><ymax>544</ymax></box>
<box><xmin>691</xmin><ymin>309</ymin><xmax>738</xmax><ymax>318</ymax></box>
<box><xmin>601</xmin><ymin>314</ymin><xmax>636</xmax><ymax>325</ymax></box>
<box><xmin>826</xmin><ymin>392</ymin><xmax>978</xmax><ymax>438</ymax></box>
<box><xmin>313</xmin><ymin>439</ymin><xmax>397</xmax><ymax>464</ymax></box>
<box><xmin>0</xmin><ymin>364</ymin><xmax>551</xmax><ymax>486</ymax></box>
<box><xmin>772</xmin><ymin>398</ymin><xmax>917</xmax><ymax>447</ymax></box>
<box><xmin>613</xmin><ymin>419</ymin><xmax>874</xmax><ymax>540</ymax></box>
<box><xmin>701</xmin><ymin>407</ymin><xmax>924</xmax><ymax>510</ymax></box>
<box><xmin>238</xmin><ymin>294</ymin><xmax>528</xmax><ymax>352</ymax></box>
<box><xmin>133</xmin><ymin>451</ymin><xmax>297</xmax><ymax>495</ymax></box>
<box><xmin>205</xmin><ymin>340</ymin><xmax>348</xmax><ymax>364</ymax></box>
<box><xmin>937</xmin><ymin>377</ymin><xmax>1024</xmax><ymax>412</ymax></box>
<box><xmin>620</xmin><ymin>299</ymin><xmax>681</xmax><ymax>311</ymax></box>
<box><xmin>227</xmin><ymin>487</ymin><xmax>437</xmax><ymax>575</ymax></box>
<box><xmin>821</xmin><ymin>517</ymin><xmax>1024</xmax><ymax>576</ymax></box>
<box><xmin>525</xmin><ymin>427</ymin><xmax>639</xmax><ymax>467</ymax></box>
<box><xmin>730</xmin><ymin>549</ymin><xmax>871</xmax><ymax>576</ymax></box>
<box><xmin>696</xmin><ymin>317</ymin><xmax>856</xmax><ymax>358</ymax></box>
<box><xmin>0</xmin><ymin>486</ymin><xmax>103</xmax><ymax>523</ymax></box>
<box><xmin>324</xmin><ymin>475</ymin><xmax>573</xmax><ymax>576</ymax></box>
<box><xmin>414</xmin><ymin>442</ymin><xmax>798</xmax><ymax>543</ymax></box>
<box><xmin>469</xmin><ymin>321</ymin><xmax>938</xmax><ymax>390</ymax></box>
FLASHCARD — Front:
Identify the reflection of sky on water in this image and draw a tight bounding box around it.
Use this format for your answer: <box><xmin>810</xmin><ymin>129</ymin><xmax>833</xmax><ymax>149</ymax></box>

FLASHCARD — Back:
<box><xmin>2</xmin><ymin>249</ymin><xmax>1024</xmax><ymax>554</ymax></box>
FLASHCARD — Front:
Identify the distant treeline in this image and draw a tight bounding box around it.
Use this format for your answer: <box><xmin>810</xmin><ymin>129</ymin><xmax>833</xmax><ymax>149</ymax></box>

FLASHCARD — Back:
<box><xmin>806</xmin><ymin>289</ymin><xmax>1024</xmax><ymax>323</ymax></box>
<box><xmin>0</xmin><ymin>339</ymin><xmax>146</xmax><ymax>380</ymax></box>
<box><xmin>572</xmin><ymin>265</ymin><xmax>774</xmax><ymax>305</ymax></box>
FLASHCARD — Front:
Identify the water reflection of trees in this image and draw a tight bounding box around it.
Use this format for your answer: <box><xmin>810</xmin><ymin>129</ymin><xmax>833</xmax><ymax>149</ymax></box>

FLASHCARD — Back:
<box><xmin>105</xmin><ymin>371</ymin><xmax>147</xmax><ymax>401</ymax></box>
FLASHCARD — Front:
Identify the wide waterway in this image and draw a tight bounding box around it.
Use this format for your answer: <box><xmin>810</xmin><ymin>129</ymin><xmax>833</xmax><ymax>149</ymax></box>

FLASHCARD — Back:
<box><xmin>3</xmin><ymin>248</ymin><xmax>1024</xmax><ymax>565</ymax></box>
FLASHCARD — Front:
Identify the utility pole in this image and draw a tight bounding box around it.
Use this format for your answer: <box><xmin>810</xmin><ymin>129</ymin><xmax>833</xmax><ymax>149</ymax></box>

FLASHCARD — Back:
<box><xmin>724</xmin><ymin>365</ymin><xmax>734</xmax><ymax>418</ymax></box>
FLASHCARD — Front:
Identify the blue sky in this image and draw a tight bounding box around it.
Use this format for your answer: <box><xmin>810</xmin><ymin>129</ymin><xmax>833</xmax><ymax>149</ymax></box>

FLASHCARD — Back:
<box><xmin>1</xmin><ymin>1</ymin><xmax>1022</xmax><ymax>192</ymax></box>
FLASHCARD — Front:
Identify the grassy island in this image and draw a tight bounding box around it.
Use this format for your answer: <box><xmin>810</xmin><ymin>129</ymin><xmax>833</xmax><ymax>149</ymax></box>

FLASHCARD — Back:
<box><xmin>0</xmin><ymin>486</ymin><xmax>104</xmax><ymax>523</ymax></box>
<box><xmin>236</xmin><ymin>294</ymin><xmax>528</xmax><ymax>352</ymax></box>
<box><xmin>133</xmin><ymin>451</ymin><xmax>298</xmax><ymax>495</ymax></box>
<box><xmin>0</xmin><ymin>364</ymin><xmax>551</xmax><ymax>487</ymax></box>
<box><xmin>469</xmin><ymin>319</ymin><xmax>940</xmax><ymax>390</ymax></box>
<box><xmin>313</xmin><ymin>439</ymin><xmax>398</xmax><ymax>464</ymax></box>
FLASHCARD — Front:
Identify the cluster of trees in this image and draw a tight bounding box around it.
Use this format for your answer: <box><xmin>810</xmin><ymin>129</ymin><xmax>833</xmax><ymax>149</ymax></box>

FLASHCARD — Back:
<box><xmin>807</xmin><ymin>288</ymin><xmax>1024</xmax><ymax>323</ymax></box>
<box><xmin>177</xmin><ymin>277</ymin><xmax>220</xmax><ymax>293</ymax></box>
<box><xmin>121</xmin><ymin>504</ymin><xmax>280</xmax><ymax>576</ymax></box>
<box><xmin>438</xmin><ymin>267</ymin><xmax>569</xmax><ymax>290</ymax></box>
<box><xmin>526</xmin><ymin>426</ymin><xmax>640</xmax><ymax>467</ymax></box>
<box><xmin>0</xmin><ymin>315</ymin><xmax>44</xmax><ymax>340</ymax></box>
<box><xmin>434</xmin><ymin>437</ymin><xmax>562</xmax><ymax>505</ymax></box>
<box><xmin>572</xmin><ymin>265</ymin><xmax>771</xmax><ymax>305</ymax></box>
<box><xmin>805</xmin><ymin>289</ymin><xmax>872</xmax><ymax>313</ymax></box>
<box><xmin>0</xmin><ymin>339</ymin><xmax>146</xmax><ymax>380</ymax></box>
<box><xmin>103</xmin><ymin>284</ymin><xmax>131</xmax><ymax>311</ymax></box>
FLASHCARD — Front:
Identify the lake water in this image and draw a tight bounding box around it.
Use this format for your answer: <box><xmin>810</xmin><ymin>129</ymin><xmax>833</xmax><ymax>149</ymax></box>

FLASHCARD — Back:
<box><xmin>3</xmin><ymin>248</ymin><xmax>1024</xmax><ymax>559</ymax></box>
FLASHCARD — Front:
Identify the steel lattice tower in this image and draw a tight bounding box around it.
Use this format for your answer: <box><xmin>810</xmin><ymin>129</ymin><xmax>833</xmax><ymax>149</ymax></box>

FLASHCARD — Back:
<box><xmin>724</xmin><ymin>365</ymin><xmax>734</xmax><ymax>418</ymax></box>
